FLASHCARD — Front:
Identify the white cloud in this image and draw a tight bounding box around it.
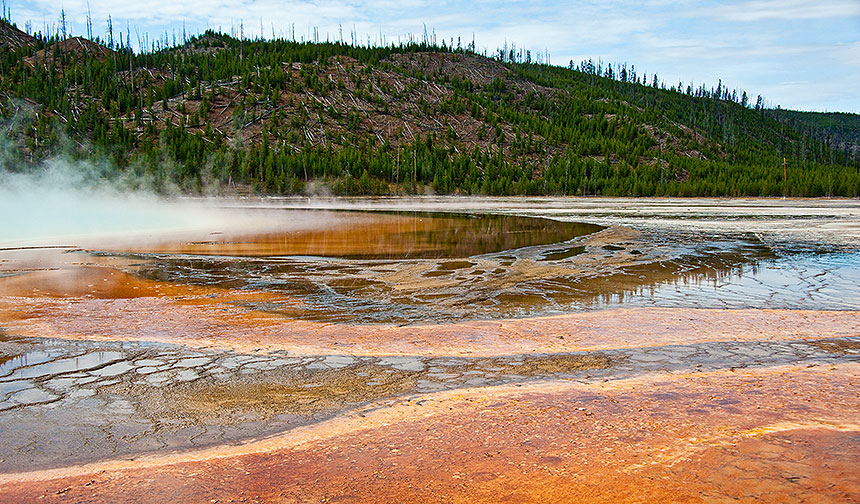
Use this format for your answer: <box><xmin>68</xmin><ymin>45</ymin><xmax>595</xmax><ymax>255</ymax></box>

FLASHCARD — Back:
<box><xmin>836</xmin><ymin>40</ymin><xmax>860</xmax><ymax>66</ymax></box>
<box><xmin>705</xmin><ymin>0</ymin><xmax>860</xmax><ymax>22</ymax></box>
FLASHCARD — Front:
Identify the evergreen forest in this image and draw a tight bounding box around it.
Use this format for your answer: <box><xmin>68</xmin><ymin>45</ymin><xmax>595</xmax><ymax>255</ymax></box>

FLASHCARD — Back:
<box><xmin>1</xmin><ymin>17</ymin><xmax>859</xmax><ymax>197</ymax></box>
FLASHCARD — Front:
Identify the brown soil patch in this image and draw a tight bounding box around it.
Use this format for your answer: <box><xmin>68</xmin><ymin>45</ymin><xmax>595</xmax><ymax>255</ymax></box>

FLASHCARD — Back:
<box><xmin>24</xmin><ymin>37</ymin><xmax>114</xmax><ymax>73</ymax></box>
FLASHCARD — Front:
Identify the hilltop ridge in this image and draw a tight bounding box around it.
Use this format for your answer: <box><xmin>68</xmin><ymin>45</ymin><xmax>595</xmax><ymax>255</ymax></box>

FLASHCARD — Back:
<box><xmin>0</xmin><ymin>19</ymin><xmax>33</xmax><ymax>48</ymax></box>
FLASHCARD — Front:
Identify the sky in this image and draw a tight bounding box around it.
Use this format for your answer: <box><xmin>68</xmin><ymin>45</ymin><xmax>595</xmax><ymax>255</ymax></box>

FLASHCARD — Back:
<box><xmin>6</xmin><ymin>0</ymin><xmax>860</xmax><ymax>113</ymax></box>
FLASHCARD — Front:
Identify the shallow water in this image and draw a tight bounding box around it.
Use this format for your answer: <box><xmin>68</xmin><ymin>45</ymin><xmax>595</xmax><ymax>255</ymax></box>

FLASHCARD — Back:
<box><xmin>114</xmin><ymin>210</ymin><xmax>603</xmax><ymax>259</ymax></box>
<box><xmin>621</xmin><ymin>249</ymin><xmax>860</xmax><ymax>310</ymax></box>
<box><xmin>2</xmin><ymin>207</ymin><xmax>858</xmax><ymax>323</ymax></box>
<box><xmin>126</xmin><ymin>228</ymin><xmax>859</xmax><ymax>323</ymax></box>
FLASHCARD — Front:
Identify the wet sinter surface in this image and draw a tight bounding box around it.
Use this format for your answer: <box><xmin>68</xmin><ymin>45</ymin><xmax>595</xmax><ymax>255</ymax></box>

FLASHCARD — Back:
<box><xmin>0</xmin><ymin>198</ymin><xmax>859</xmax><ymax>502</ymax></box>
<box><xmin>0</xmin><ymin>330</ymin><xmax>858</xmax><ymax>472</ymax></box>
<box><xmin>3</xmin><ymin>363</ymin><xmax>860</xmax><ymax>503</ymax></box>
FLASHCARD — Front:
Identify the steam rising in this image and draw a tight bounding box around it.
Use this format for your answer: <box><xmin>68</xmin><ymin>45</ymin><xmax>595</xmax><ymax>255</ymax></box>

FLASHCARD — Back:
<box><xmin>0</xmin><ymin>156</ymin><xmax>292</xmax><ymax>249</ymax></box>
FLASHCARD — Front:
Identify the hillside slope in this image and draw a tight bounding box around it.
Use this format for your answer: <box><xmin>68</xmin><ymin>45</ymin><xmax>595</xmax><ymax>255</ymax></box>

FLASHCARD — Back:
<box><xmin>1</xmin><ymin>23</ymin><xmax>858</xmax><ymax>197</ymax></box>
<box><xmin>767</xmin><ymin>109</ymin><xmax>860</xmax><ymax>159</ymax></box>
<box><xmin>0</xmin><ymin>19</ymin><xmax>33</xmax><ymax>49</ymax></box>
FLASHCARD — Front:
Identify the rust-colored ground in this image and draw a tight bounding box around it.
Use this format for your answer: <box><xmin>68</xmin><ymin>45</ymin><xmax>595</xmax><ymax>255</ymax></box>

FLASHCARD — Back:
<box><xmin>1</xmin><ymin>267</ymin><xmax>859</xmax><ymax>356</ymax></box>
<box><xmin>1</xmin><ymin>363</ymin><xmax>858</xmax><ymax>503</ymax></box>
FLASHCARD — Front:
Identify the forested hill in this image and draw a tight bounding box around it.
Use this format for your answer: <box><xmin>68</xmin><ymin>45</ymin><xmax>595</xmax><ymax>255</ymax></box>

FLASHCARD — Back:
<box><xmin>1</xmin><ymin>20</ymin><xmax>858</xmax><ymax>197</ymax></box>
<box><xmin>764</xmin><ymin>109</ymin><xmax>860</xmax><ymax>160</ymax></box>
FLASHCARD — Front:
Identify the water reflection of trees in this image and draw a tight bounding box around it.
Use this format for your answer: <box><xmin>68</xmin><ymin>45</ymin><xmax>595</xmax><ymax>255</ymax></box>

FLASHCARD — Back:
<box><xmin>528</xmin><ymin>243</ymin><xmax>777</xmax><ymax>312</ymax></box>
